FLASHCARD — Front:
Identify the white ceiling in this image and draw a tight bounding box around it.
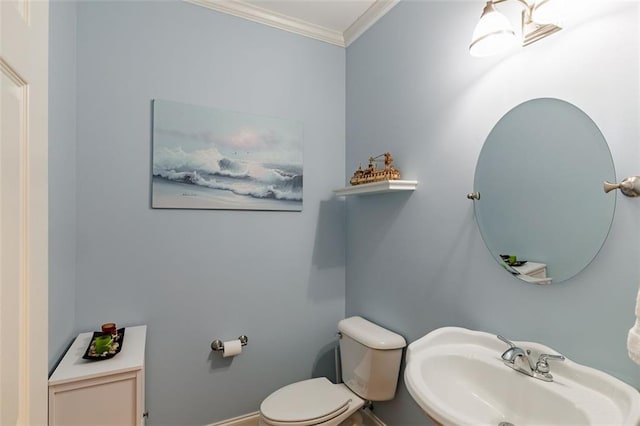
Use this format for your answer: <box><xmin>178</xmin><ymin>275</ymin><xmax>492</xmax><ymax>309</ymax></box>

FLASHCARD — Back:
<box><xmin>185</xmin><ymin>0</ymin><xmax>398</xmax><ymax>47</ymax></box>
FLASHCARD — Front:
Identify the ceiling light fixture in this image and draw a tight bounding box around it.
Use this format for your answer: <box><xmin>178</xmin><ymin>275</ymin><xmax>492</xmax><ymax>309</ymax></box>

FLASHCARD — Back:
<box><xmin>469</xmin><ymin>0</ymin><xmax>562</xmax><ymax>57</ymax></box>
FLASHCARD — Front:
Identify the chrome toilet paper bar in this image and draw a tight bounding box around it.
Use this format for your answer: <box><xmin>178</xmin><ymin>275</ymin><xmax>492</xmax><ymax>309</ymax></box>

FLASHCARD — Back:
<box><xmin>210</xmin><ymin>335</ymin><xmax>248</xmax><ymax>351</ymax></box>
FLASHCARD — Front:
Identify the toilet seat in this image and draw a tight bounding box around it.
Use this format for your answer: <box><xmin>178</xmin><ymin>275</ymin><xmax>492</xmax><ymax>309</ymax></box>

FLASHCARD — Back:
<box><xmin>260</xmin><ymin>378</ymin><xmax>354</xmax><ymax>426</ymax></box>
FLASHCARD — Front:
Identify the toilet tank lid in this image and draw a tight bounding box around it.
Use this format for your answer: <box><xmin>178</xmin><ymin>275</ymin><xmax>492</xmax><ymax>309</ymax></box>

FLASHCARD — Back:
<box><xmin>338</xmin><ymin>316</ymin><xmax>406</xmax><ymax>350</ymax></box>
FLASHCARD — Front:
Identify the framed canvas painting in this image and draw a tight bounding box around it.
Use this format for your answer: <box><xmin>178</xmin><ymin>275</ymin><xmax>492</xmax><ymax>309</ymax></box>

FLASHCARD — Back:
<box><xmin>152</xmin><ymin>100</ymin><xmax>303</xmax><ymax>211</ymax></box>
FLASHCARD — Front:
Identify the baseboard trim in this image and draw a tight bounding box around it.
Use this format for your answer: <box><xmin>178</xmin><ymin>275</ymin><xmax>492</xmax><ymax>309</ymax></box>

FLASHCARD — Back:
<box><xmin>207</xmin><ymin>407</ymin><xmax>385</xmax><ymax>426</ymax></box>
<box><xmin>207</xmin><ymin>411</ymin><xmax>259</xmax><ymax>426</ymax></box>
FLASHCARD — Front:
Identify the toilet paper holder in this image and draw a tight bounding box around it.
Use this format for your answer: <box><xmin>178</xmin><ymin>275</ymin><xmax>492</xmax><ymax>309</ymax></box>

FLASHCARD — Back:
<box><xmin>210</xmin><ymin>335</ymin><xmax>248</xmax><ymax>351</ymax></box>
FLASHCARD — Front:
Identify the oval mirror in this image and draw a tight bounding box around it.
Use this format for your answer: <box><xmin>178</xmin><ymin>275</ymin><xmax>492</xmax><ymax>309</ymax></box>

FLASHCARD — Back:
<box><xmin>473</xmin><ymin>98</ymin><xmax>616</xmax><ymax>284</ymax></box>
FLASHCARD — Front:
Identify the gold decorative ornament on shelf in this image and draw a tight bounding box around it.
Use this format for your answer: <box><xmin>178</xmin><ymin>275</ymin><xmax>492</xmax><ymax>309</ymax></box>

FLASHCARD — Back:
<box><xmin>350</xmin><ymin>152</ymin><xmax>400</xmax><ymax>186</ymax></box>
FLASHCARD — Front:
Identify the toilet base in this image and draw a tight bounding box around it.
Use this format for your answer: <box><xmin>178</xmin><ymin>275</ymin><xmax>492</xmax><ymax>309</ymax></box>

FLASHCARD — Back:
<box><xmin>337</xmin><ymin>410</ymin><xmax>363</xmax><ymax>426</ymax></box>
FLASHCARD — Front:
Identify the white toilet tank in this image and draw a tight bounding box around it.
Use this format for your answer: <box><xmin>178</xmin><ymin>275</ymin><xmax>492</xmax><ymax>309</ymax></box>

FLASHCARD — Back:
<box><xmin>338</xmin><ymin>316</ymin><xmax>406</xmax><ymax>401</ymax></box>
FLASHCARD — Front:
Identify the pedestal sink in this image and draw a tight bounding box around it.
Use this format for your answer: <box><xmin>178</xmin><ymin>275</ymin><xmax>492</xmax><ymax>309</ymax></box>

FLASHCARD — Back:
<box><xmin>404</xmin><ymin>327</ymin><xmax>640</xmax><ymax>426</ymax></box>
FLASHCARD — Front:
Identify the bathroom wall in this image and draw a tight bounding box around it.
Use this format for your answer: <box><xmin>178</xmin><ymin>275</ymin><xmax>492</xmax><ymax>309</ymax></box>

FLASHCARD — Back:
<box><xmin>50</xmin><ymin>1</ymin><xmax>640</xmax><ymax>423</ymax></box>
<box><xmin>346</xmin><ymin>1</ymin><xmax>640</xmax><ymax>423</ymax></box>
<box><xmin>49</xmin><ymin>0</ymin><xmax>78</xmax><ymax>371</ymax></box>
<box><xmin>70</xmin><ymin>1</ymin><xmax>345</xmax><ymax>423</ymax></box>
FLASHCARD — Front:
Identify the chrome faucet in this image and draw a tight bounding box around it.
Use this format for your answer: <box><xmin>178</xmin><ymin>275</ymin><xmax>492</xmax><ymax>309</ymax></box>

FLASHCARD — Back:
<box><xmin>497</xmin><ymin>335</ymin><xmax>565</xmax><ymax>382</ymax></box>
<box><xmin>498</xmin><ymin>335</ymin><xmax>534</xmax><ymax>375</ymax></box>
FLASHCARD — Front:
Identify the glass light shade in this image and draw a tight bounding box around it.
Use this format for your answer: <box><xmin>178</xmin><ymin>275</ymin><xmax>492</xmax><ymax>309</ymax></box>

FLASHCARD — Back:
<box><xmin>533</xmin><ymin>0</ymin><xmax>565</xmax><ymax>25</ymax></box>
<box><xmin>469</xmin><ymin>2</ymin><xmax>518</xmax><ymax>58</ymax></box>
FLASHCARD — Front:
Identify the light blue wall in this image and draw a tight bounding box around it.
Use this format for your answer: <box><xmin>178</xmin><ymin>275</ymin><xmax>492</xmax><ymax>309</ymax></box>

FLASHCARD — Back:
<box><xmin>346</xmin><ymin>1</ymin><xmax>640</xmax><ymax>423</ymax></box>
<box><xmin>49</xmin><ymin>0</ymin><xmax>78</xmax><ymax>372</ymax></box>
<box><xmin>71</xmin><ymin>1</ymin><xmax>345</xmax><ymax>423</ymax></box>
<box><xmin>50</xmin><ymin>0</ymin><xmax>640</xmax><ymax>424</ymax></box>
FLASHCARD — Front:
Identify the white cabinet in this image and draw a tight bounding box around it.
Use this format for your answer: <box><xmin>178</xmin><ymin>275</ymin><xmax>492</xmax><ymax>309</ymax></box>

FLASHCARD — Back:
<box><xmin>513</xmin><ymin>261</ymin><xmax>547</xmax><ymax>279</ymax></box>
<box><xmin>512</xmin><ymin>262</ymin><xmax>551</xmax><ymax>284</ymax></box>
<box><xmin>49</xmin><ymin>325</ymin><xmax>147</xmax><ymax>426</ymax></box>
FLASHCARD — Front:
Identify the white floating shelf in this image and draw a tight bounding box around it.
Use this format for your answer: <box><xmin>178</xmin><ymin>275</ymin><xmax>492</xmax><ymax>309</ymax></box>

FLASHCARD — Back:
<box><xmin>334</xmin><ymin>180</ymin><xmax>418</xmax><ymax>196</ymax></box>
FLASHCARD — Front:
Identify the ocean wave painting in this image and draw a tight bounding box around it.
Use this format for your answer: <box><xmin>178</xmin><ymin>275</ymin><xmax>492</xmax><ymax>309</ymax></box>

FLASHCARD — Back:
<box><xmin>152</xmin><ymin>100</ymin><xmax>303</xmax><ymax>211</ymax></box>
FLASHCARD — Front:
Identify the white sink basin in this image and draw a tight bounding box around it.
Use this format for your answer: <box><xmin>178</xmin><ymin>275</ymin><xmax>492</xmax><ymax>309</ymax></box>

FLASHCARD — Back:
<box><xmin>404</xmin><ymin>327</ymin><xmax>640</xmax><ymax>426</ymax></box>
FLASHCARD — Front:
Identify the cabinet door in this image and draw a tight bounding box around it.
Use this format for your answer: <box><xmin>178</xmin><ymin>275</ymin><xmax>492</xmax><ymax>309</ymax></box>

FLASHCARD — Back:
<box><xmin>49</xmin><ymin>370</ymin><xmax>143</xmax><ymax>426</ymax></box>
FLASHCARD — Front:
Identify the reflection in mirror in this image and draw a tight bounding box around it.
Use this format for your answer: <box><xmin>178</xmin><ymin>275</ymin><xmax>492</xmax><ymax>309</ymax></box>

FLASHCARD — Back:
<box><xmin>473</xmin><ymin>98</ymin><xmax>616</xmax><ymax>284</ymax></box>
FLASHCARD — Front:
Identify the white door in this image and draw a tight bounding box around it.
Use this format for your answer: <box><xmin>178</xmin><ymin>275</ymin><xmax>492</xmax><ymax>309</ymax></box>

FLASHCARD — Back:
<box><xmin>0</xmin><ymin>0</ymin><xmax>49</xmax><ymax>425</ymax></box>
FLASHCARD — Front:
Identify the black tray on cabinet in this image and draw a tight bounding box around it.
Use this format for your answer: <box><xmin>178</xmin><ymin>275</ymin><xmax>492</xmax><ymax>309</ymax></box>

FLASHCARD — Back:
<box><xmin>82</xmin><ymin>328</ymin><xmax>126</xmax><ymax>361</ymax></box>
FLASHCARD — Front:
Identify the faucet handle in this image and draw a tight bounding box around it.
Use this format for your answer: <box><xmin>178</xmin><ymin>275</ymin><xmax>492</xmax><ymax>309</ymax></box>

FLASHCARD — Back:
<box><xmin>497</xmin><ymin>335</ymin><xmax>516</xmax><ymax>348</ymax></box>
<box><xmin>535</xmin><ymin>353</ymin><xmax>565</xmax><ymax>374</ymax></box>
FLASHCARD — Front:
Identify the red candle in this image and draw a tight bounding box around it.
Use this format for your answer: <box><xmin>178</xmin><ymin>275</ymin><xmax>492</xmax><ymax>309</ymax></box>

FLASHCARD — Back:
<box><xmin>101</xmin><ymin>322</ymin><xmax>117</xmax><ymax>336</ymax></box>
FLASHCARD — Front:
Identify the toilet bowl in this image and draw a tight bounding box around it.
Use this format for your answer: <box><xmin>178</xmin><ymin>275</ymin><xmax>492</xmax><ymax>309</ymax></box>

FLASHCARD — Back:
<box><xmin>259</xmin><ymin>317</ymin><xmax>406</xmax><ymax>426</ymax></box>
<box><xmin>259</xmin><ymin>378</ymin><xmax>364</xmax><ymax>426</ymax></box>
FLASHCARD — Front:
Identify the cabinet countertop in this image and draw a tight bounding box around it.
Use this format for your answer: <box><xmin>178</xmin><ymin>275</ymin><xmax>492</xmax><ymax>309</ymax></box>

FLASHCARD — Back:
<box><xmin>49</xmin><ymin>325</ymin><xmax>147</xmax><ymax>386</ymax></box>
<box><xmin>512</xmin><ymin>261</ymin><xmax>546</xmax><ymax>276</ymax></box>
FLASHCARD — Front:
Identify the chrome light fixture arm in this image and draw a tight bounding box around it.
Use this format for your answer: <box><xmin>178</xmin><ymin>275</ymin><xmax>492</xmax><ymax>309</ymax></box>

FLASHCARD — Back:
<box><xmin>491</xmin><ymin>0</ymin><xmax>530</xmax><ymax>8</ymax></box>
<box><xmin>490</xmin><ymin>0</ymin><xmax>548</xmax><ymax>21</ymax></box>
<box><xmin>520</xmin><ymin>2</ymin><xmax>562</xmax><ymax>46</ymax></box>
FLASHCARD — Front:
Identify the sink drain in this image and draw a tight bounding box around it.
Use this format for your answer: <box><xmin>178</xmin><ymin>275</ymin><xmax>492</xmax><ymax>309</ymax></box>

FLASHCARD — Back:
<box><xmin>498</xmin><ymin>422</ymin><xmax>515</xmax><ymax>426</ymax></box>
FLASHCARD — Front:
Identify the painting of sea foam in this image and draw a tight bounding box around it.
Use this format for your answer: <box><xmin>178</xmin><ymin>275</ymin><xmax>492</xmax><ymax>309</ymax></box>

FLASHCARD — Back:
<box><xmin>152</xmin><ymin>100</ymin><xmax>303</xmax><ymax>211</ymax></box>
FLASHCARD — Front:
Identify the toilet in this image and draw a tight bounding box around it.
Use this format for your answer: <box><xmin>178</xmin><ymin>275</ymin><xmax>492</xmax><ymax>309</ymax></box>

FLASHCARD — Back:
<box><xmin>259</xmin><ymin>316</ymin><xmax>406</xmax><ymax>426</ymax></box>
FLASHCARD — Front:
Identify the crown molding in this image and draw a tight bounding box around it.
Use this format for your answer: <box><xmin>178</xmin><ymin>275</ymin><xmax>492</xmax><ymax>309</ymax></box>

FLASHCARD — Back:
<box><xmin>184</xmin><ymin>0</ymin><xmax>398</xmax><ymax>48</ymax></box>
<box><xmin>344</xmin><ymin>0</ymin><xmax>398</xmax><ymax>47</ymax></box>
<box><xmin>184</xmin><ymin>0</ymin><xmax>344</xmax><ymax>46</ymax></box>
